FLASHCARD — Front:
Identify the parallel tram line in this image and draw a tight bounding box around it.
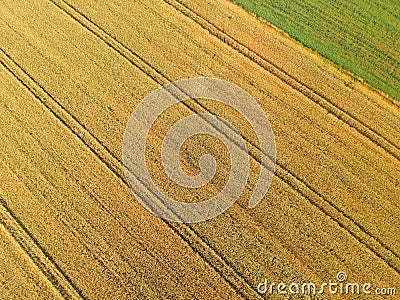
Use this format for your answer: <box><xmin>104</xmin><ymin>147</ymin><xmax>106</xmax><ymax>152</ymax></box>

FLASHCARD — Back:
<box><xmin>0</xmin><ymin>101</ymin><xmax>169</xmax><ymax>298</ymax></box>
<box><xmin>131</xmin><ymin>0</ymin><xmax>399</xmax><ymax>189</ymax></box>
<box><xmin>47</xmin><ymin>0</ymin><xmax>400</xmax><ymax>270</ymax></box>
<box><xmin>0</xmin><ymin>49</ymin><xmax>258</xmax><ymax>299</ymax></box>
<box><xmin>163</xmin><ymin>0</ymin><xmax>400</xmax><ymax>161</ymax></box>
<box><xmin>0</xmin><ymin>0</ymin><xmax>399</xmax><ymax>298</ymax></box>
<box><xmin>0</xmin><ymin>196</ymin><xmax>86</xmax><ymax>300</ymax></box>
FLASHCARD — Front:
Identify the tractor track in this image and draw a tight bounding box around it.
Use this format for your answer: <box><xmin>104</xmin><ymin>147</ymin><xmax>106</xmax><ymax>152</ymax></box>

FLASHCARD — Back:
<box><xmin>0</xmin><ymin>0</ymin><xmax>399</xmax><ymax>297</ymax></box>
<box><xmin>47</xmin><ymin>0</ymin><xmax>400</xmax><ymax>271</ymax></box>
<box><xmin>163</xmin><ymin>0</ymin><xmax>400</xmax><ymax>161</ymax></box>
<box><xmin>0</xmin><ymin>195</ymin><xmax>86</xmax><ymax>300</ymax></box>
<box><xmin>0</xmin><ymin>47</ymin><xmax>259</xmax><ymax>300</ymax></box>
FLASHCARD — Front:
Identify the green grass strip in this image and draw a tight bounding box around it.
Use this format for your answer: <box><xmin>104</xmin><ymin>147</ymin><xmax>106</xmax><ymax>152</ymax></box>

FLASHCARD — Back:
<box><xmin>232</xmin><ymin>0</ymin><xmax>400</xmax><ymax>101</ymax></box>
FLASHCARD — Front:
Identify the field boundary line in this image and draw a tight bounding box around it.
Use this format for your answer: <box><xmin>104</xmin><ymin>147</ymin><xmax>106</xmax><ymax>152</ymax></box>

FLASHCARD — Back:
<box><xmin>48</xmin><ymin>0</ymin><xmax>400</xmax><ymax>273</ymax></box>
<box><xmin>249</xmin><ymin>0</ymin><xmax>400</xmax><ymax>103</ymax></box>
<box><xmin>163</xmin><ymin>0</ymin><xmax>400</xmax><ymax>162</ymax></box>
<box><xmin>0</xmin><ymin>43</ymin><xmax>259</xmax><ymax>299</ymax></box>
<box><xmin>0</xmin><ymin>195</ymin><xmax>86</xmax><ymax>300</ymax></box>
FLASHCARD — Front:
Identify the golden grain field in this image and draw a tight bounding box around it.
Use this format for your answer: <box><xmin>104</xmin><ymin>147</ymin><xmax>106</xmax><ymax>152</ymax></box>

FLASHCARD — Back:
<box><xmin>0</xmin><ymin>0</ymin><xmax>399</xmax><ymax>299</ymax></box>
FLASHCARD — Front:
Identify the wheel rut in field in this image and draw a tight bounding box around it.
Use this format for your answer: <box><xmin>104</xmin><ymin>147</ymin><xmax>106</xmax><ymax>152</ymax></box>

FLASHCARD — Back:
<box><xmin>47</xmin><ymin>0</ymin><xmax>400</xmax><ymax>272</ymax></box>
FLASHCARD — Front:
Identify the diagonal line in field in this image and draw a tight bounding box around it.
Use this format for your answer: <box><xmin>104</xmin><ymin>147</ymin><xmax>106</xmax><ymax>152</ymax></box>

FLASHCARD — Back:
<box><xmin>46</xmin><ymin>0</ymin><xmax>400</xmax><ymax>273</ymax></box>
<box><xmin>0</xmin><ymin>195</ymin><xmax>86</xmax><ymax>300</ymax></box>
<box><xmin>0</xmin><ymin>48</ymin><xmax>258</xmax><ymax>299</ymax></box>
<box><xmin>164</xmin><ymin>0</ymin><xmax>400</xmax><ymax>161</ymax></box>
<box><xmin>1</xmin><ymin>1</ymin><xmax>398</xmax><ymax>298</ymax></box>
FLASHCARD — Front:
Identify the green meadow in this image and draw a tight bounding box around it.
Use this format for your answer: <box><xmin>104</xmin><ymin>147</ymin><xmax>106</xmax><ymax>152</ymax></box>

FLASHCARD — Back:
<box><xmin>233</xmin><ymin>0</ymin><xmax>400</xmax><ymax>100</ymax></box>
